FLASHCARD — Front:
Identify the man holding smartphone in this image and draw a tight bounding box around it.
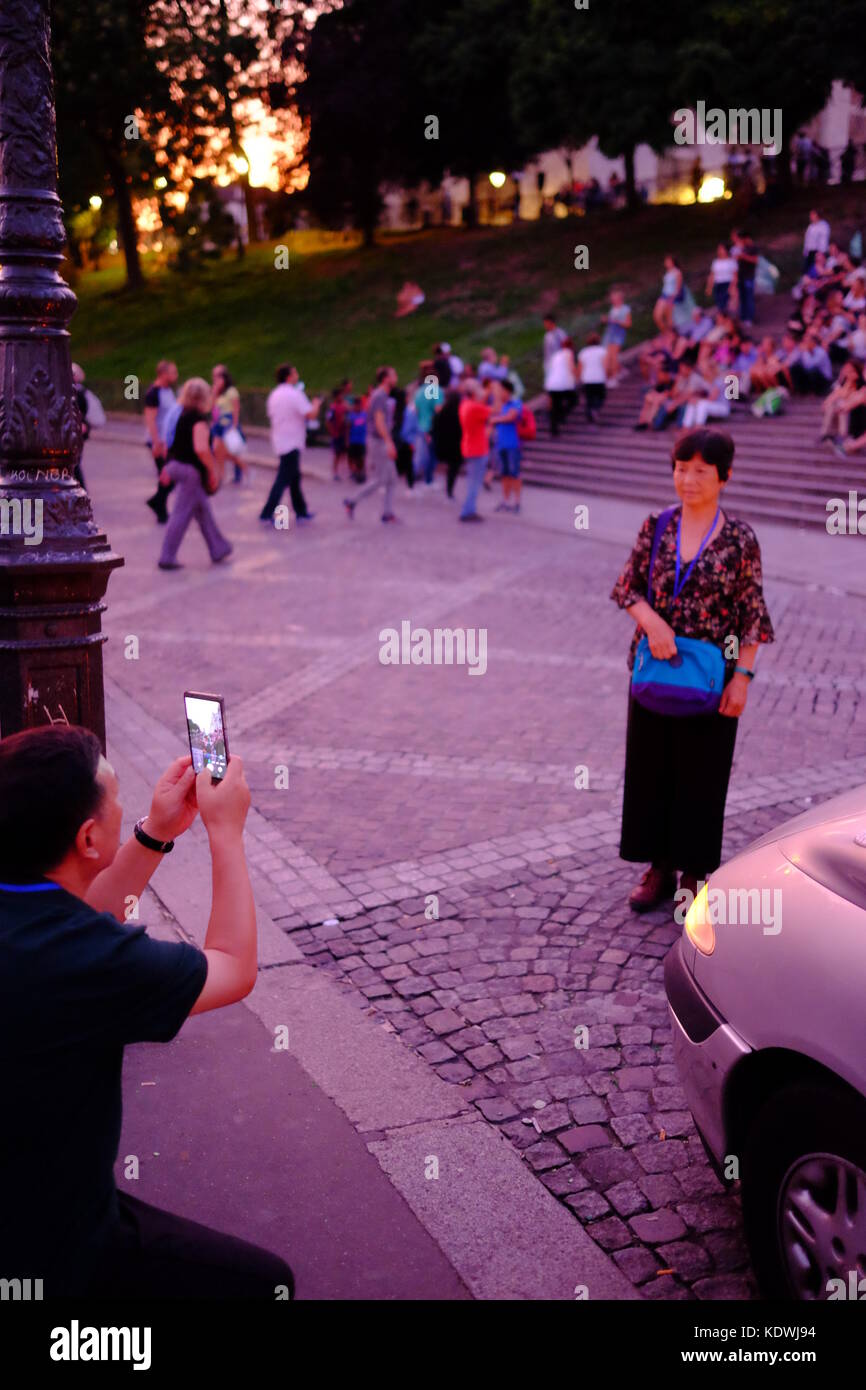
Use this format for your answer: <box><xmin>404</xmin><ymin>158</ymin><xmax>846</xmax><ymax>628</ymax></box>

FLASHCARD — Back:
<box><xmin>0</xmin><ymin>724</ymin><xmax>294</xmax><ymax>1299</ymax></box>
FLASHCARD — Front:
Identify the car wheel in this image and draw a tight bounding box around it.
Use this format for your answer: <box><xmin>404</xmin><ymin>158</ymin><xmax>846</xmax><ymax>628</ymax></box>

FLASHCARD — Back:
<box><xmin>741</xmin><ymin>1081</ymin><xmax>866</xmax><ymax>1300</ymax></box>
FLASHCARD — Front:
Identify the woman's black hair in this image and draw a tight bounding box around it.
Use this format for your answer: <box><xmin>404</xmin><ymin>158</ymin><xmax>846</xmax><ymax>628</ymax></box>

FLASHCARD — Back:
<box><xmin>214</xmin><ymin>366</ymin><xmax>233</xmax><ymax>390</ymax></box>
<box><xmin>0</xmin><ymin>725</ymin><xmax>104</xmax><ymax>881</ymax></box>
<box><xmin>671</xmin><ymin>428</ymin><xmax>734</xmax><ymax>481</ymax></box>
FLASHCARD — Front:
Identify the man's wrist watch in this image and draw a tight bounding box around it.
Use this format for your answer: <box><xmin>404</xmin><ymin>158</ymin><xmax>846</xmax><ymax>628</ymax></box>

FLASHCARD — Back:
<box><xmin>734</xmin><ymin>666</ymin><xmax>756</xmax><ymax>681</ymax></box>
<box><xmin>134</xmin><ymin>817</ymin><xmax>175</xmax><ymax>853</ymax></box>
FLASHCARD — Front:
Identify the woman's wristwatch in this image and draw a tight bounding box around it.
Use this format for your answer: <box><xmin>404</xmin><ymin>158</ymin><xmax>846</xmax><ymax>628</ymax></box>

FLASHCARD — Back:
<box><xmin>734</xmin><ymin>666</ymin><xmax>755</xmax><ymax>681</ymax></box>
<box><xmin>134</xmin><ymin>818</ymin><xmax>175</xmax><ymax>853</ymax></box>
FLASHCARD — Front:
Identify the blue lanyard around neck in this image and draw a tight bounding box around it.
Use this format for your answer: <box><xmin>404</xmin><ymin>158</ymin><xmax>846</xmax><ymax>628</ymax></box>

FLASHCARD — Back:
<box><xmin>673</xmin><ymin>507</ymin><xmax>720</xmax><ymax>600</ymax></box>
<box><xmin>0</xmin><ymin>881</ymin><xmax>62</xmax><ymax>893</ymax></box>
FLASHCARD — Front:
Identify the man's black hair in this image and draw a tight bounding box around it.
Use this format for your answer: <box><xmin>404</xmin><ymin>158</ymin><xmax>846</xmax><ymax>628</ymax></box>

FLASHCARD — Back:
<box><xmin>0</xmin><ymin>725</ymin><xmax>104</xmax><ymax>881</ymax></box>
<box><xmin>671</xmin><ymin>428</ymin><xmax>734</xmax><ymax>481</ymax></box>
<box><xmin>275</xmin><ymin>363</ymin><xmax>295</xmax><ymax>384</ymax></box>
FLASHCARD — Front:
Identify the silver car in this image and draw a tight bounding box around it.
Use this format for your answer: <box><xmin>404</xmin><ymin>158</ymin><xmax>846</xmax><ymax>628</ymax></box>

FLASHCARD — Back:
<box><xmin>665</xmin><ymin>784</ymin><xmax>866</xmax><ymax>1301</ymax></box>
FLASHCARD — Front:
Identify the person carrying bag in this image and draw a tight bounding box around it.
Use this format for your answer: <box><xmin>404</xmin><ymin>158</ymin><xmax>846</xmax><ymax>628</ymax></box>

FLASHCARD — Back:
<box><xmin>610</xmin><ymin>428</ymin><xmax>774</xmax><ymax>915</ymax></box>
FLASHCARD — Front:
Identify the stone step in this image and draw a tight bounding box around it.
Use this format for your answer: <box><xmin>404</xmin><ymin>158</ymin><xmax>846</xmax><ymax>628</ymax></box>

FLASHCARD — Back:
<box><xmin>526</xmin><ymin>469</ymin><xmax>831</xmax><ymax>528</ymax></box>
<box><xmin>523</xmin><ymin>436</ymin><xmax>853</xmax><ymax>479</ymax></box>
<box><xmin>520</xmin><ymin>374</ymin><xmax>848</xmax><ymax>526</ymax></box>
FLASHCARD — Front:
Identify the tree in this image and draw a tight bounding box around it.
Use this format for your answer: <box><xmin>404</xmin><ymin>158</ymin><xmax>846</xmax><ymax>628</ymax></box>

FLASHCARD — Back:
<box><xmin>715</xmin><ymin>0</ymin><xmax>850</xmax><ymax>184</ymax></box>
<box><xmin>53</xmin><ymin>0</ymin><xmax>172</xmax><ymax>289</ymax></box>
<box><xmin>54</xmin><ymin>1</ymin><xmax>299</xmax><ymax>285</ymax></box>
<box><xmin>292</xmin><ymin>0</ymin><xmax>430</xmax><ymax>244</ymax></box>
<box><xmin>150</xmin><ymin>0</ymin><xmax>281</xmax><ymax>248</ymax></box>
<box><xmin>409</xmin><ymin>0</ymin><xmax>526</xmax><ymax>225</ymax></box>
<box><xmin>513</xmin><ymin>0</ymin><xmax>723</xmax><ymax>211</ymax></box>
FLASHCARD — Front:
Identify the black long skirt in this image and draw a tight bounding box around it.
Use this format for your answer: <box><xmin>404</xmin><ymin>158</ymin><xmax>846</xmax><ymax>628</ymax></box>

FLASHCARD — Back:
<box><xmin>619</xmin><ymin>688</ymin><xmax>739</xmax><ymax>878</ymax></box>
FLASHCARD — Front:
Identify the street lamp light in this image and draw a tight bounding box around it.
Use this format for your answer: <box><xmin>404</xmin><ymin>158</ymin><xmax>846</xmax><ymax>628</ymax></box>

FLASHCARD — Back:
<box><xmin>0</xmin><ymin>0</ymin><xmax>123</xmax><ymax>748</ymax></box>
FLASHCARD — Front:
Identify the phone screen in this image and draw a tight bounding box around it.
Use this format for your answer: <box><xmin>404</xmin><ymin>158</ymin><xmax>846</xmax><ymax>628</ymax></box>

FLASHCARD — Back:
<box><xmin>184</xmin><ymin>691</ymin><xmax>229</xmax><ymax>780</ymax></box>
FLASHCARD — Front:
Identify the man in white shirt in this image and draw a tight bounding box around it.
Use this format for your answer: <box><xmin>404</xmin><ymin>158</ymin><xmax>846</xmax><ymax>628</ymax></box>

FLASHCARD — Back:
<box><xmin>441</xmin><ymin>342</ymin><xmax>464</xmax><ymax>378</ymax></box>
<box><xmin>259</xmin><ymin>363</ymin><xmax>322</xmax><ymax>525</ymax></box>
<box><xmin>575</xmin><ymin>333</ymin><xmax>608</xmax><ymax>423</ymax></box>
<box><xmin>803</xmin><ymin>209</ymin><xmax>831</xmax><ymax>271</ymax></box>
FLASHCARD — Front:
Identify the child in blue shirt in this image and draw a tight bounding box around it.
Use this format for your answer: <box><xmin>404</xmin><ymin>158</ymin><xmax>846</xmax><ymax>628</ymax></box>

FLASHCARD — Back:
<box><xmin>490</xmin><ymin>381</ymin><xmax>523</xmax><ymax>514</ymax></box>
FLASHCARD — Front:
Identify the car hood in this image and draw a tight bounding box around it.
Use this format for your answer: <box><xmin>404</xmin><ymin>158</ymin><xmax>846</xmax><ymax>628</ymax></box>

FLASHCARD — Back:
<box><xmin>736</xmin><ymin>783</ymin><xmax>866</xmax><ymax>853</ymax></box>
<box><xmin>718</xmin><ymin>782</ymin><xmax>866</xmax><ymax>915</ymax></box>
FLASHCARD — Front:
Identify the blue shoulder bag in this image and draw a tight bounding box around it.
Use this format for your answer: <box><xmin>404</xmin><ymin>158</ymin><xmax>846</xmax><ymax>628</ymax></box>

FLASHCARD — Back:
<box><xmin>630</xmin><ymin>505</ymin><xmax>726</xmax><ymax>717</ymax></box>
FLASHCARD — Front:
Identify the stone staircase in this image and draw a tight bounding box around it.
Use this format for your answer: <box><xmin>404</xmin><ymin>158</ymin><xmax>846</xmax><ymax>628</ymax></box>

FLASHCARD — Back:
<box><xmin>522</xmin><ymin>313</ymin><xmax>860</xmax><ymax>530</ymax></box>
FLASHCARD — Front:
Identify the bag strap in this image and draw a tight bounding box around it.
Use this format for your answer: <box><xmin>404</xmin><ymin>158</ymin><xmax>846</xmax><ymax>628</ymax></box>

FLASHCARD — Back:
<box><xmin>646</xmin><ymin>506</ymin><xmax>679</xmax><ymax>609</ymax></box>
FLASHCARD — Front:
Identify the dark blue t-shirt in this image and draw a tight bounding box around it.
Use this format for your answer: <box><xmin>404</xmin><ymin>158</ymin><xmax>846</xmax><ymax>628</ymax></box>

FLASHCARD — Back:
<box><xmin>0</xmin><ymin>882</ymin><xmax>207</xmax><ymax>1294</ymax></box>
<box><xmin>348</xmin><ymin>410</ymin><xmax>367</xmax><ymax>445</ymax></box>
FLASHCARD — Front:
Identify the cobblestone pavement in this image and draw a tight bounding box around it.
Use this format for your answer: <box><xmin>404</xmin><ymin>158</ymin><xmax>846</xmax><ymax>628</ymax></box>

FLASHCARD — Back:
<box><xmin>90</xmin><ymin>433</ymin><xmax>866</xmax><ymax>1300</ymax></box>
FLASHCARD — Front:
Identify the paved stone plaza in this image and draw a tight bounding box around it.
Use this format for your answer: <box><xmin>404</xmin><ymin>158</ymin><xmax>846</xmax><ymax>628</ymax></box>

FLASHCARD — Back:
<box><xmin>90</xmin><ymin>429</ymin><xmax>866</xmax><ymax>1300</ymax></box>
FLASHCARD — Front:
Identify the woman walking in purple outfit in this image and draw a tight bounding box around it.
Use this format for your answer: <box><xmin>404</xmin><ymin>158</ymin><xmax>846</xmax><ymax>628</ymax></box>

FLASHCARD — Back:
<box><xmin>157</xmin><ymin>378</ymin><xmax>233</xmax><ymax>571</ymax></box>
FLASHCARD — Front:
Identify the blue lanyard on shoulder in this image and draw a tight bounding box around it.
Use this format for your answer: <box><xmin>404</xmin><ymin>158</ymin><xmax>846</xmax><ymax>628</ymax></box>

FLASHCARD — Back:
<box><xmin>673</xmin><ymin>507</ymin><xmax>720</xmax><ymax>600</ymax></box>
<box><xmin>0</xmin><ymin>881</ymin><xmax>62</xmax><ymax>893</ymax></box>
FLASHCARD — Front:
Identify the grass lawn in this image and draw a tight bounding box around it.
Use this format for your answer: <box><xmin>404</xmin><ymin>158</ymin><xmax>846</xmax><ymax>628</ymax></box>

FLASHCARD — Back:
<box><xmin>69</xmin><ymin>185</ymin><xmax>865</xmax><ymax>423</ymax></box>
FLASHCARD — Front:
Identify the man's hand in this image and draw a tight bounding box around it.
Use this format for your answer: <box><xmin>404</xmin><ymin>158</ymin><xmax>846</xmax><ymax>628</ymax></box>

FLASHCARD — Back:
<box><xmin>387</xmin><ymin>441</ymin><xmax>397</xmax><ymax>461</ymax></box>
<box><xmin>144</xmin><ymin>756</ymin><xmax>199</xmax><ymax>842</ymax></box>
<box><xmin>197</xmin><ymin>756</ymin><xmax>251</xmax><ymax>842</ymax></box>
<box><xmin>719</xmin><ymin>672</ymin><xmax>750</xmax><ymax>718</ymax></box>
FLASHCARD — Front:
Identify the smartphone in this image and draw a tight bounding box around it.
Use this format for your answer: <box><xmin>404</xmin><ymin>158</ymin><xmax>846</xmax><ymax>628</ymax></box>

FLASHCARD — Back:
<box><xmin>184</xmin><ymin>691</ymin><xmax>230</xmax><ymax>781</ymax></box>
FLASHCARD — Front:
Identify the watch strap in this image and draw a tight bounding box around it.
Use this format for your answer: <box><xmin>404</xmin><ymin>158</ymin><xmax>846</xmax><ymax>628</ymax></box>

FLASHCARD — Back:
<box><xmin>134</xmin><ymin>818</ymin><xmax>174</xmax><ymax>853</ymax></box>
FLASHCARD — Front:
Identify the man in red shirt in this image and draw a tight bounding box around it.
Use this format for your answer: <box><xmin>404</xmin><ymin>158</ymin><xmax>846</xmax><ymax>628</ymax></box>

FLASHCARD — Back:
<box><xmin>458</xmin><ymin>381</ymin><xmax>492</xmax><ymax>522</ymax></box>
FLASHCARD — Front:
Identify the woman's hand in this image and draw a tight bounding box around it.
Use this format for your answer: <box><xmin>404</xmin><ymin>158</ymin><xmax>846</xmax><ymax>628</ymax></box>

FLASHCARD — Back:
<box><xmin>719</xmin><ymin>672</ymin><xmax>750</xmax><ymax>718</ymax></box>
<box><xmin>644</xmin><ymin>614</ymin><xmax>678</xmax><ymax>660</ymax></box>
<box><xmin>159</xmin><ymin>466</ymin><xmax>172</xmax><ymax>487</ymax></box>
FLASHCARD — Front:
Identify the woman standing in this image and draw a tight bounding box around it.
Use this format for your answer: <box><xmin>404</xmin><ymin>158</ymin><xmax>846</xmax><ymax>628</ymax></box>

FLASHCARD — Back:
<box><xmin>545</xmin><ymin>335</ymin><xmax>577</xmax><ymax>436</ymax></box>
<box><xmin>158</xmin><ymin>378</ymin><xmax>233</xmax><ymax>571</ymax></box>
<box><xmin>211</xmin><ymin>364</ymin><xmax>247</xmax><ymax>485</ymax></box>
<box><xmin>653</xmin><ymin>254</ymin><xmax>694</xmax><ymax>334</ymax></box>
<box><xmin>705</xmin><ymin>244</ymin><xmax>738</xmax><ymax>315</ymax></box>
<box><xmin>610</xmin><ymin>428</ymin><xmax>773</xmax><ymax>913</ymax></box>
<box><xmin>601</xmin><ymin>288</ymin><xmax>632</xmax><ymax>383</ymax></box>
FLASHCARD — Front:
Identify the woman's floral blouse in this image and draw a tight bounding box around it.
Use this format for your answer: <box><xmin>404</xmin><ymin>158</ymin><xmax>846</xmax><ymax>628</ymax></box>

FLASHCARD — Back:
<box><xmin>611</xmin><ymin>508</ymin><xmax>775</xmax><ymax>672</ymax></box>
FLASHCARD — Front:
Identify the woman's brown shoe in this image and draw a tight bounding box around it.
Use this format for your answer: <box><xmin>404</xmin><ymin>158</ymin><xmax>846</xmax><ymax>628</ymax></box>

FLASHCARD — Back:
<box><xmin>628</xmin><ymin>866</ymin><xmax>677</xmax><ymax>913</ymax></box>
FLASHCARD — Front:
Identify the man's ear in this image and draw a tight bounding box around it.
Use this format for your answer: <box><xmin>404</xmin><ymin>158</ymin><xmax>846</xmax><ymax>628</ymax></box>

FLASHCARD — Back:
<box><xmin>74</xmin><ymin>817</ymin><xmax>101</xmax><ymax>862</ymax></box>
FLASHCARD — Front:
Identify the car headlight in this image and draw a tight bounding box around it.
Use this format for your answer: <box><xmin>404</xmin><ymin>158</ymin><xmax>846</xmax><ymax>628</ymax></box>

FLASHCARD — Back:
<box><xmin>684</xmin><ymin>881</ymin><xmax>715</xmax><ymax>955</ymax></box>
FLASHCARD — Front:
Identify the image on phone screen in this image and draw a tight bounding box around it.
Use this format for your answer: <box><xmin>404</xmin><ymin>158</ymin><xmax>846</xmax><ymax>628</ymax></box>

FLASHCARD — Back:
<box><xmin>184</xmin><ymin>691</ymin><xmax>229</xmax><ymax>780</ymax></box>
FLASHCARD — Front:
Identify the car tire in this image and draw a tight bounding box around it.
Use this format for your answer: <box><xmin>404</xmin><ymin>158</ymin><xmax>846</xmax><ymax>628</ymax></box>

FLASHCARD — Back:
<box><xmin>741</xmin><ymin>1081</ymin><xmax>866</xmax><ymax>1300</ymax></box>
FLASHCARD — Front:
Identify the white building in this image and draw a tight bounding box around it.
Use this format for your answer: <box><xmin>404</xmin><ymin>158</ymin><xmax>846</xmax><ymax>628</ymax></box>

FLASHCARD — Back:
<box><xmin>381</xmin><ymin>81</ymin><xmax>865</xmax><ymax>229</ymax></box>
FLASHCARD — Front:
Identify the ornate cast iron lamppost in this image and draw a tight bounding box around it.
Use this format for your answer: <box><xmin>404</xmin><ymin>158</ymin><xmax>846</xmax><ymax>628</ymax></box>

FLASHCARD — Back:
<box><xmin>0</xmin><ymin>0</ymin><xmax>122</xmax><ymax>749</ymax></box>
